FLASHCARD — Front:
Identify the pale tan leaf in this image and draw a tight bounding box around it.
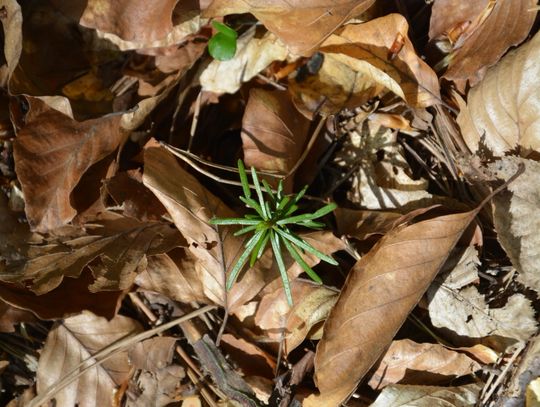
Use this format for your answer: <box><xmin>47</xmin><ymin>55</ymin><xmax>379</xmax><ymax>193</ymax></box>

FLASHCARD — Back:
<box><xmin>255</xmin><ymin>279</ymin><xmax>338</xmax><ymax>354</ymax></box>
<box><xmin>306</xmin><ymin>209</ymin><xmax>479</xmax><ymax>406</ymax></box>
<box><xmin>0</xmin><ymin>0</ymin><xmax>22</xmax><ymax>86</ymax></box>
<box><xmin>490</xmin><ymin>157</ymin><xmax>540</xmax><ymax>294</ymax></box>
<box><xmin>37</xmin><ymin>312</ymin><xmax>143</xmax><ymax>407</ymax></box>
<box><xmin>126</xmin><ymin>365</ymin><xmax>186</xmax><ymax>407</ymax></box>
<box><xmin>442</xmin><ymin>0</ymin><xmax>537</xmax><ymax>90</ymax></box>
<box><xmin>203</xmin><ymin>0</ymin><xmax>375</xmax><ymax>56</ymax></box>
<box><xmin>128</xmin><ymin>337</ymin><xmax>177</xmax><ymax>372</ymax></box>
<box><xmin>456</xmin><ymin>30</ymin><xmax>540</xmax><ymax>156</ymax></box>
<box><xmin>370</xmin><ymin>383</ymin><xmax>481</xmax><ymax>407</ymax></box>
<box><xmin>368</xmin><ymin>339</ymin><xmax>480</xmax><ymax>390</ymax></box>
<box><xmin>13</xmin><ymin>98</ymin><xmax>127</xmax><ymax>232</ymax></box>
<box><xmin>220</xmin><ymin>333</ymin><xmax>276</xmax><ymax>378</ymax></box>
<box><xmin>319</xmin><ymin>14</ymin><xmax>441</xmax><ymax>108</ymax></box>
<box><xmin>428</xmin><ymin>1</ymin><xmax>488</xmax><ymax>42</ymax></box>
<box><xmin>200</xmin><ymin>30</ymin><xmax>288</xmax><ymax>94</ymax></box>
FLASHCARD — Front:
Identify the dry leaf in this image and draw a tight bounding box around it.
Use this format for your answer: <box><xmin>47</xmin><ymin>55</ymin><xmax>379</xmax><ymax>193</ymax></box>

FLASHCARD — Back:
<box><xmin>128</xmin><ymin>337</ymin><xmax>177</xmax><ymax>372</ymax></box>
<box><xmin>0</xmin><ymin>0</ymin><xmax>22</xmax><ymax>86</ymax></box>
<box><xmin>220</xmin><ymin>333</ymin><xmax>276</xmax><ymax>378</ymax></box>
<box><xmin>334</xmin><ymin>208</ymin><xmax>401</xmax><ymax>240</ymax></box>
<box><xmin>0</xmin><ymin>298</ymin><xmax>36</xmax><ymax>332</ymax></box>
<box><xmin>126</xmin><ymin>365</ymin><xmax>186</xmax><ymax>407</ymax></box>
<box><xmin>255</xmin><ymin>279</ymin><xmax>338</xmax><ymax>354</ymax></box>
<box><xmin>370</xmin><ymin>383</ymin><xmax>481</xmax><ymax>407</ymax></box>
<box><xmin>13</xmin><ymin>98</ymin><xmax>127</xmax><ymax>232</ymax></box>
<box><xmin>306</xmin><ymin>209</ymin><xmax>480</xmax><ymax>406</ymax></box>
<box><xmin>428</xmin><ymin>1</ymin><xmax>488</xmax><ymax>42</ymax></box>
<box><xmin>368</xmin><ymin>339</ymin><xmax>480</xmax><ymax>390</ymax></box>
<box><xmin>241</xmin><ymin>88</ymin><xmax>310</xmax><ymax>188</ymax></box>
<box><xmin>490</xmin><ymin>157</ymin><xmax>540</xmax><ymax>295</ymax></box>
<box><xmin>200</xmin><ymin>30</ymin><xmax>288</xmax><ymax>94</ymax></box>
<box><xmin>203</xmin><ymin>0</ymin><xmax>376</xmax><ymax>56</ymax></box>
<box><xmin>36</xmin><ymin>311</ymin><xmax>143</xmax><ymax>407</ymax></box>
<box><xmin>80</xmin><ymin>0</ymin><xmax>203</xmax><ymax>50</ymax></box>
<box><xmin>320</xmin><ymin>14</ymin><xmax>441</xmax><ymax>108</ymax></box>
<box><xmin>442</xmin><ymin>0</ymin><xmax>537</xmax><ymax>90</ymax></box>
<box><xmin>456</xmin><ymin>30</ymin><xmax>540</xmax><ymax>156</ymax></box>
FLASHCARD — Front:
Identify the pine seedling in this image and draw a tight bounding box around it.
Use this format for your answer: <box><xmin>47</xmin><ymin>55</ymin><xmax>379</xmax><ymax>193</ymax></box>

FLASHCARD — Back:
<box><xmin>210</xmin><ymin>160</ymin><xmax>338</xmax><ymax>305</ymax></box>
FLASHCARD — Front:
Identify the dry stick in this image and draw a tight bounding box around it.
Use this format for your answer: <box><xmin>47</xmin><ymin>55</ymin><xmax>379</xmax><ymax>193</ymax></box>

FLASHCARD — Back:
<box><xmin>27</xmin><ymin>305</ymin><xmax>216</xmax><ymax>407</ymax></box>
<box><xmin>481</xmin><ymin>342</ymin><xmax>526</xmax><ymax>405</ymax></box>
<box><xmin>401</xmin><ymin>140</ymin><xmax>449</xmax><ymax>194</ymax></box>
<box><xmin>129</xmin><ymin>293</ymin><xmax>222</xmax><ymax>406</ymax></box>
<box><xmin>188</xmin><ymin>90</ymin><xmax>203</xmax><ymax>152</ymax></box>
<box><xmin>256</xmin><ymin>73</ymin><xmax>287</xmax><ymax>91</ymax></box>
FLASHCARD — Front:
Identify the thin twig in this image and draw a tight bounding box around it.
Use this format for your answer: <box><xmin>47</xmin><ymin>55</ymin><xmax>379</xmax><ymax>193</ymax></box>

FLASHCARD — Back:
<box><xmin>188</xmin><ymin>90</ymin><xmax>203</xmax><ymax>152</ymax></box>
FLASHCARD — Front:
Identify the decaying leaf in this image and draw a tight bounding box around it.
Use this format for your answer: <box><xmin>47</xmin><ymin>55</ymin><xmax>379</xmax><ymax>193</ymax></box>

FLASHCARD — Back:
<box><xmin>490</xmin><ymin>157</ymin><xmax>540</xmax><ymax>295</ymax></box>
<box><xmin>200</xmin><ymin>30</ymin><xmax>289</xmax><ymax>94</ymax></box>
<box><xmin>370</xmin><ymin>383</ymin><xmax>481</xmax><ymax>407</ymax></box>
<box><xmin>203</xmin><ymin>0</ymin><xmax>376</xmax><ymax>56</ymax></box>
<box><xmin>306</xmin><ymin>208</ymin><xmax>480</xmax><ymax>406</ymax></box>
<box><xmin>368</xmin><ymin>339</ymin><xmax>480</xmax><ymax>390</ymax></box>
<box><xmin>80</xmin><ymin>0</ymin><xmax>203</xmax><ymax>50</ymax></box>
<box><xmin>319</xmin><ymin>14</ymin><xmax>441</xmax><ymax>108</ymax></box>
<box><xmin>126</xmin><ymin>365</ymin><xmax>186</xmax><ymax>407</ymax></box>
<box><xmin>36</xmin><ymin>311</ymin><xmax>143</xmax><ymax>407</ymax></box>
<box><xmin>0</xmin><ymin>0</ymin><xmax>22</xmax><ymax>86</ymax></box>
<box><xmin>456</xmin><ymin>30</ymin><xmax>540</xmax><ymax>156</ymax></box>
<box><xmin>13</xmin><ymin>98</ymin><xmax>127</xmax><ymax>232</ymax></box>
<box><xmin>128</xmin><ymin>337</ymin><xmax>177</xmax><ymax>372</ymax></box>
<box><xmin>255</xmin><ymin>279</ymin><xmax>338</xmax><ymax>353</ymax></box>
<box><xmin>441</xmin><ymin>0</ymin><xmax>537</xmax><ymax>90</ymax></box>
<box><xmin>241</xmin><ymin>88</ymin><xmax>310</xmax><ymax>188</ymax></box>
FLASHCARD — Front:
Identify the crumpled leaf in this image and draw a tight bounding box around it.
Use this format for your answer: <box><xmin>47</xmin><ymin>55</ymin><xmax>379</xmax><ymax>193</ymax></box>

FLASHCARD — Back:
<box><xmin>203</xmin><ymin>0</ymin><xmax>376</xmax><ymax>56</ymax></box>
<box><xmin>370</xmin><ymin>383</ymin><xmax>481</xmax><ymax>407</ymax></box>
<box><xmin>306</xmin><ymin>208</ymin><xmax>480</xmax><ymax>406</ymax></box>
<box><xmin>490</xmin><ymin>157</ymin><xmax>540</xmax><ymax>295</ymax></box>
<box><xmin>0</xmin><ymin>298</ymin><xmax>36</xmax><ymax>332</ymax></box>
<box><xmin>0</xmin><ymin>0</ymin><xmax>22</xmax><ymax>87</ymax></box>
<box><xmin>456</xmin><ymin>30</ymin><xmax>540</xmax><ymax>156</ymax></box>
<box><xmin>200</xmin><ymin>29</ymin><xmax>288</xmax><ymax>94</ymax></box>
<box><xmin>36</xmin><ymin>311</ymin><xmax>143</xmax><ymax>407</ymax></box>
<box><xmin>255</xmin><ymin>279</ymin><xmax>338</xmax><ymax>354</ymax></box>
<box><xmin>441</xmin><ymin>0</ymin><xmax>537</xmax><ymax>91</ymax></box>
<box><xmin>80</xmin><ymin>0</ymin><xmax>203</xmax><ymax>51</ymax></box>
<box><xmin>428</xmin><ymin>1</ymin><xmax>488</xmax><ymax>42</ymax></box>
<box><xmin>13</xmin><ymin>97</ymin><xmax>127</xmax><ymax>232</ymax></box>
<box><xmin>368</xmin><ymin>339</ymin><xmax>480</xmax><ymax>390</ymax></box>
<box><xmin>126</xmin><ymin>365</ymin><xmax>186</xmax><ymax>407</ymax></box>
<box><xmin>318</xmin><ymin>14</ymin><xmax>441</xmax><ymax>108</ymax></box>
<box><xmin>334</xmin><ymin>208</ymin><xmax>401</xmax><ymax>240</ymax></box>
<box><xmin>0</xmin><ymin>213</ymin><xmax>183</xmax><ymax>295</ymax></box>
<box><xmin>128</xmin><ymin>337</ymin><xmax>177</xmax><ymax>372</ymax></box>
<box><xmin>241</xmin><ymin>88</ymin><xmax>310</xmax><ymax>189</ymax></box>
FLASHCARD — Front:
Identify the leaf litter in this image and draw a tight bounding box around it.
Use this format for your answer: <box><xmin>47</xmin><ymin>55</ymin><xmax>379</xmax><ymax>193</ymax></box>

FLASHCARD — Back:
<box><xmin>0</xmin><ymin>2</ymin><xmax>538</xmax><ymax>406</ymax></box>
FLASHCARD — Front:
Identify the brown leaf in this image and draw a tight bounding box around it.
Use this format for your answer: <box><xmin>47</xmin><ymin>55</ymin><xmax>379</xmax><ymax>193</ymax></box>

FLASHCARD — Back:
<box><xmin>203</xmin><ymin>0</ymin><xmax>376</xmax><ymax>56</ymax></box>
<box><xmin>0</xmin><ymin>0</ymin><xmax>22</xmax><ymax>87</ymax></box>
<box><xmin>428</xmin><ymin>1</ymin><xmax>488</xmax><ymax>42</ymax></box>
<box><xmin>306</xmin><ymin>209</ymin><xmax>480</xmax><ymax>406</ymax></box>
<box><xmin>255</xmin><ymin>279</ymin><xmax>338</xmax><ymax>354</ymax></box>
<box><xmin>334</xmin><ymin>208</ymin><xmax>401</xmax><ymax>240</ymax></box>
<box><xmin>0</xmin><ymin>298</ymin><xmax>36</xmax><ymax>332</ymax></box>
<box><xmin>1</xmin><ymin>213</ymin><xmax>183</xmax><ymax>295</ymax></box>
<box><xmin>128</xmin><ymin>337</ymin><xmax>177</xmax><ymax>372</ymax></box>
<box><xmin>126</xmin><ymin>365</ymin><xmax>186</xmax><ymax>407</ymax></box>
<box><xmin>368</xmin><ymin>339</ymin><xmax>480</xmax><ymax>390</ymax></box>
<box><xmin>456</xmin><ymin>30</ymin><xmax>540</xmax><ymax>156</ymax></box>
<box><xmin>36</xmin><ymin>312</ymin><xmax>143</xmax><ymax>407</ymax></box>
<box><xmin>13</xmin><ymin>97</ymin><xmax>127</xmax><ymax>232</ymax></box>
<box><xmin>370</xmin><ymin>383</ymin><xmax>481</xmax><ymax>406</ymax></box>
<box><xmin>442</xmin><ymin>0</ymin><xmax>537</xmax><ymax>90</ymax></box>
<box><xmin>320</xmin><ymin>14</ymin><xmax>441</xmax><ymax>108</ymax></box>
<box><xmin>220</xmin><ymin>333</ymin><xmax>276</xmax><ymax>378</ymax></box>
<box><xmin>241</xmin><ymin>88</ymin><xmax>310</xmax><ymax>188</ymax></box>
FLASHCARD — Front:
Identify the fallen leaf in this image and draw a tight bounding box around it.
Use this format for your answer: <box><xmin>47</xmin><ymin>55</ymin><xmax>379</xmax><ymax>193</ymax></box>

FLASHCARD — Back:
<box><xmin>255</xmin><ymin>279</ymin><xmax>338</xmax><ymax>354</ymax></box>
<box><xmin>36</xmin><ymin>311</ymin><xmax>143</xmax><ymax>407</ymax></box>
<box><xmin>128</xmin><ymin>337</ymin><xmax>177</xmax><ymax>372</ymax></box>
<box><xmin>306</xmin><ymin>208</ymin><xmax>480</xmax><ymax>406</ymax></box>
<box><xmin>442</xmin><ymin>0</ymin><xmax>537</xmax><ymax>90</ymax></box>
<box><xmin>370</xmin><ymin>383</ymin><xmax>481</xmax><ymax>407</ymax></box>
<box><xmin>241</xmin><ymin>88</ymin><xmax>310</xmax><ymax>188</ymax></box>
<box><xmin>13</xmin><ymin>97</ymin><xmax>127</xmax><ymax>232</ymax></box>
<box><xmin>0</xmin><ymin>298</ymin><xmax>36</xmax><ymax>332</ymax></box>
<box><xmin>490</xmin><ymin>157</ymin><xmax>540</xmax><ymax>295</ymax></box>
<box><xmin>200</xmin><ymin>29</ymin><xmax>289</xmax><ymax>94</ymax></box>
<box><xmin>319</xmin><ymin>14</ymin><xmax>441</xmax><ymax>108</ymax></box>
<box><xmin>220</xmin><ymin>333</ymin><xmax>276</xmax><ymax>378</ymax></box>
<box><xmin>80</xmin><ymin>0</ymin><xmax>203</xmax><ymax>50</ymax></box>
<box><xmin>203</xmin><ymin>0</ymin><xmax>376</xmax><ymax>56</ymax></box>
<box><xmin>0</xmin><ymin>0</ymin><xmax>22</xmax><ymax>86</ymax></box>
<box><xmin>368</xmin><ymin>339</ymin><xmax>480</xmax><ymax>390</ymax></box>
<box><xmin>334</xmin><ymin>208</ymin><xmax>401</xmax><ymax>240</ymax></box>
<box><xmin>1</xmin><ymin>212</ymin><xmax>183</xmax><ymax>295</ymax></box>
<box><xmin>456</xmin><ymin>30</ymin><xmax>540</xmax><ymax>156</ymax></box>
<box><xmin>428</xmin><ymin>1</ymin><xmax>488</xmax><ymax>42</ymax></box>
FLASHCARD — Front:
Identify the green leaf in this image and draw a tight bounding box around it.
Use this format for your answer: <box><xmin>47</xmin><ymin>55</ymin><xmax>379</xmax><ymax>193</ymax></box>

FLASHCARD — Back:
<box><xmin>240</xmin><ymin>196</ymin><xmax>265</xmax><ymax>219</ymax></box>
<box><xmin>226</xmin><ymin>229</ymin><xmax>265</xmax><ymax>290</ymax></box>
<box><xmin>210</xmin><ymin>218</ymin><xmax>261</xmax><ymax>226</ymax></box>
<box><xmin>282</xmin><ymin>238</ymin><xmax>322</xmax><ymax>284</ymax></box>
<box><xmin>238</xmin><ymin>159</ymin><xmax>251</xmax><ymax>199</ymax></box>
<box><xmin>251</xmin><ymin>166</ymin><xmax>268</xmax><ymax>219</ymax></box>
<box><xmin>274</xmin><ymin>228</ymin><xmax>338</xmax><ymax>266</ymax></box>
<box><xmin>208</xmin><ymin>21</ymin><xmax>238</xmax><ymax>61</ymax></box>
<box><xmin>270</xmin><ymin>230</ymin><xmax>293</xmax><ymax>306</ymax></box>
<box><xmin>277</xmin><ymin>202</ymin><xmax>337</xmax><ymax>225</ymax></box>
<box><xmin>234</xmin><ymin>224</ymin><xmax>259</xmax><ymax>236</ymax></box>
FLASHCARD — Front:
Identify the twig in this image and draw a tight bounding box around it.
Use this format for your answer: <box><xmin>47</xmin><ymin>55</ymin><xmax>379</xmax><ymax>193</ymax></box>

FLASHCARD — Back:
<box><xmin>188</xmin><ymin>90</ymin><xmax>203</xmax><ymax>152</ymax></box>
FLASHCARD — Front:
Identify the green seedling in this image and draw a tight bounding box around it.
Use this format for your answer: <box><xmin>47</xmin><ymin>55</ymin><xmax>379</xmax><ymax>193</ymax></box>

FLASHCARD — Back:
<box><xmin>210</xmin><ymin>160</ymin><xmax>338</xmax><ymax>305</ymax></box>
<box><xmin>208</xmin><ymin>21</ymin><xmax>238</xmax><ymax>61</ymax></box>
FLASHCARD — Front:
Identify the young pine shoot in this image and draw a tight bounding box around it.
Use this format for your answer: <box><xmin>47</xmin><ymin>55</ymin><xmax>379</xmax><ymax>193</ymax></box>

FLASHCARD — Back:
<box><xmin>210</xmin><ymin>160</ymin><xmax>338</xmax><ymax>306</ymax></box>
